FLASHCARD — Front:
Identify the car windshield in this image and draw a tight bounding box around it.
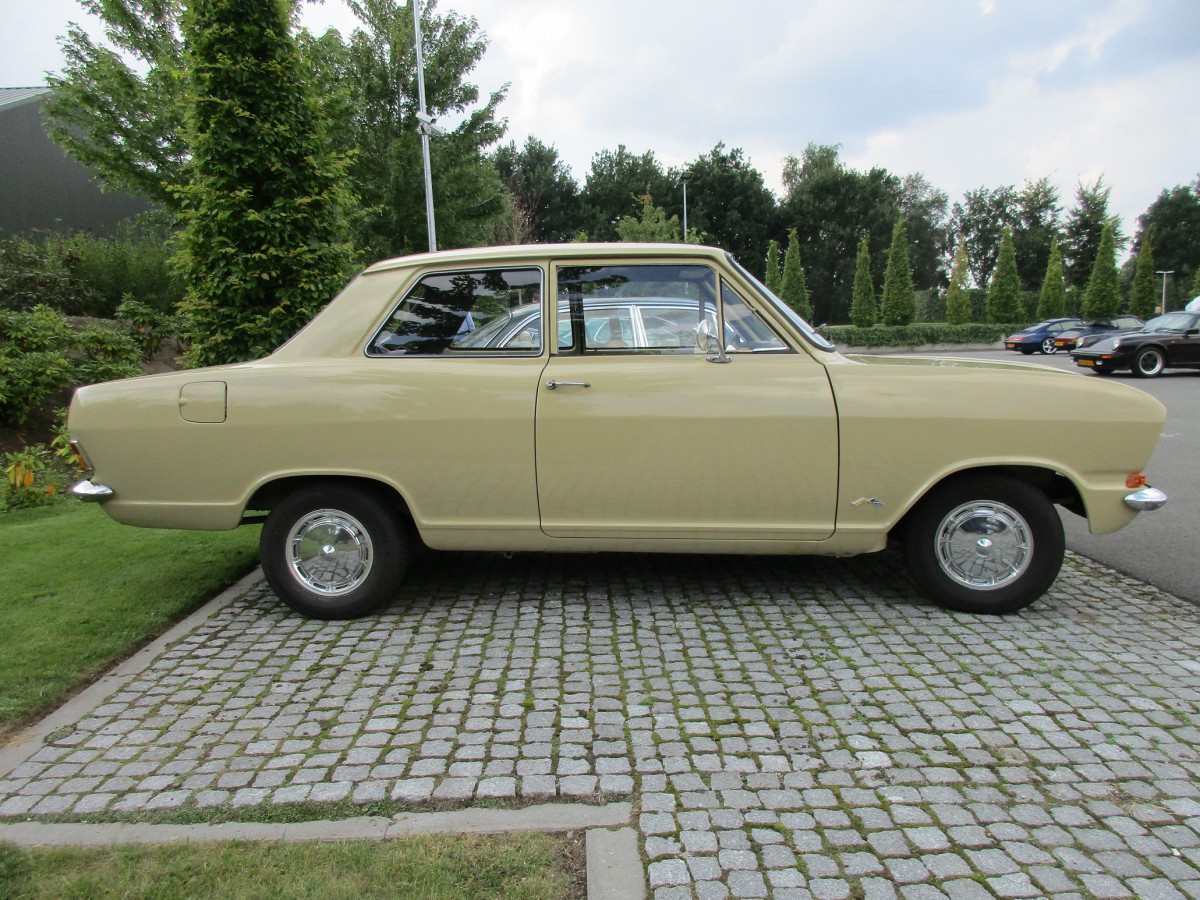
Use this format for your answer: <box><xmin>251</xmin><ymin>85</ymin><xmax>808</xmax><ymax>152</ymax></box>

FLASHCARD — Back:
<box><xmin>1142</xmin><ymin>313</ymin><xmax>1195</xmax><ymax>333</ymax></box>
<box><xmin>726</xmin><ymin>253</ymin><xmax>835</xmax><ymax>351</ymax></box>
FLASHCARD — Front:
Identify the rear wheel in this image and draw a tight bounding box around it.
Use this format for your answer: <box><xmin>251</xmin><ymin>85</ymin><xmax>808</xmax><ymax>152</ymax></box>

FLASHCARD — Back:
<box><xmin>261</xmin><ymin>484</ymin><xmax>408</xmax><ymax>619</ymax></box>
<box><xmin>903</xmin><ymin>475</ymin><xmax>1064</xmax><ymax>614</ymax></box>
<box><xmin>1040</xmin><ymin>338</ymin><xmax>1057</xmax><ymax>354</ymax></box>
<box><xmin>1133</xmin><ymin>346</ymin><xmax>1165</xmax><ymax>378</ymax></box>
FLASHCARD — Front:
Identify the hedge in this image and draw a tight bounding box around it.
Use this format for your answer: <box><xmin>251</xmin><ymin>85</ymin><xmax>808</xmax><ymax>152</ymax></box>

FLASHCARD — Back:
<box><xmin>824</xmin><ymin>323</ymin><xmax>1020</xmax><ymax>348</ymax></box>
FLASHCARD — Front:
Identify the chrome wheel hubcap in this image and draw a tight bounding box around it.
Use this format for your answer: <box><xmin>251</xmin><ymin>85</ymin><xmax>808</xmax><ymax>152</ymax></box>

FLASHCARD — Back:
<box><xmin>286</xmin><ymin>509</ymin><xmax>373</xmax><ymax>596</ymax></box>
<box><xmin>935</xmin><ymin>500</ymin><xmax>1032</xmax><ymax>591</ymax></box>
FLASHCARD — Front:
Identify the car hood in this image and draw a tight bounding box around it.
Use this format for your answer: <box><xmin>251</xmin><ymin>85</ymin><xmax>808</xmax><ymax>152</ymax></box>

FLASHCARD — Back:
<box><xmin>1085</xmin><ymin>330</ymin><xmax>1164</xmax><ymax>351</ymax></box>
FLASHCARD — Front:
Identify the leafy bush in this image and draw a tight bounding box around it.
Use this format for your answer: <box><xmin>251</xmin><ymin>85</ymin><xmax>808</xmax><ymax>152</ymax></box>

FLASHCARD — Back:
<box><xmin>115</xmin><ymin>297</ymin><xmax>189</xmax><ymax>359</ymax></box>
<box><xmin>0</xmin><ymin>306</ymin><xmax>140</xmax><ymax>428</ymax></box>
<box><xmin>825</xmin><ymin>323</ymin><xmax>1019</xmax><ymax>348</ymax></box>
<box><xmin>0</xmin><ymin>228</ymin><xmax>184</xmax><ymax>318</ymax></box>
<box><xmin>44</xmin><ymin>226</ymin><xmax>184</xmax><ymax>315</ymax></box>
<box><xmin>0</xmin><ymin>238</ymin><xmax>99</xmax><ymax>314</ymax></box>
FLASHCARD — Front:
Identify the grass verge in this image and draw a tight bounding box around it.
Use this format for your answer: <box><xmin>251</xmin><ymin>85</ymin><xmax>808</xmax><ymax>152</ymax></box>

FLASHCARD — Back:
<box><xmin>0</xmin><ymin>503</ymin><xmax>260</xmax><ymax>737</ymax></box>
<box><xmin>0</xmin><ymin>832</ymin><xmax>583</xmax><ymax>899</ymax></box>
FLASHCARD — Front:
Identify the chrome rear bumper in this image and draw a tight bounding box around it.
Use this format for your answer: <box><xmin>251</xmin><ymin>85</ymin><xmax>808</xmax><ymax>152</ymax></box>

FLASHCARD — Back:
<box><xmin>1124</xmin><ymin>486</ymin><xmax>1167</xmax><ymax>511</ymax></box>
<box><xmin>70</xmin><ymin>479</ymin><xmax>114</xmax><ymax>502</ymax></box>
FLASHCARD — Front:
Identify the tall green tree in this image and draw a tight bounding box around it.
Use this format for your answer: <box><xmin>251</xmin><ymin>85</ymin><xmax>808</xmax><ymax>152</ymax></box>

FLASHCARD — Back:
<box><xmin>311</xmin><ymin>0</ymin><xmax>508</xmax><ymax>258</ymax></box>
<box><xmin>945</xmin><ymin>238</ymin><xmax>971</xmax><ymax>325</ymax></box>
<box><xmin>849</xmin><ymin>236</ymin><xmax>876</xmax><ymax>327</ymax></box>
<box><xmin>1014</xmin><ymin>177</ymin><xmax>1061</xmax><ymax>291</ymax></box>
<box><xmin>176</xmin><ymin>0</ymin><xmax>355</xmax><ymax>367</ymax></box>
<box><xmin>46</xmin><ymin>0</ymin><xmax>189</xmax><ymax>208</ymax></box>
<box><xmin>879</xmin><ymin>218</ymin><xmax>915</xmax><ymax>326</ymax></box>
<box><xmin>897</xmin><ymin>173</ymin><xmax>952</xmax><ymax>291</ymax></box>
<box><xmin>780</xmin><ymin>229</ymin><xmax>812</xmax><ymax>320</ymax></box>
<box><xmin>1064</xmin><ymin>177</ymin><xmax>1123</xmax><ymax>288</ymax></box>
<box><xmin>1191</xmin><ymin>267</ymin><xmax>1200</xmax><ymax>304</ymax></box>
<box><xmin>986</xmin><ymin>228</ymin><xmax>1022</xmax><ymax>323</ymax></box>
<box><xmin>1081</xmin><ymin>222</ymin><xmax>1121</xmax><ymax>319</ymax></box>
<box><xmin>1128</xmin><ymin>238</ymin><xmax>1157</xmax><ymax>319</ymax></box>
<box><xmin>780</xmin><ymin>144</ymin><xmax>902</xmax><ymax>325</ymax></box>
<box><xmin>951</xmin><ymin>185</ymin><xmax>1018</xmax><ymax>289</ymax></box>
<box><xmin>764</xmin><ymin>240</ymin><xmax>782</xmax><ymax>296</ymax></box>
<box><xmin>1036</xmin><ymin>237</ymin><xmax>1066</xmax><ymax>319</ymax></box>
<box><xmin>580</xmin><ymin>145</ymin><xmax>672</xmax><ymax>241</ymax></box>
<box><xmin>1135</xmin><ymin>180</ymin><xmax>1200</xmax><ymax>309</ymax></box>
<box><xmin>492</xmin><ymin>137</ymin><xmax>580</xmax><ymax>243</ymax></box>
<box><xmin>615</xmin><ymin>195</ymin><xmax>682</xmax><ymax>242</ymax></box>
<box><xmin>672</xmin><ymin>144</ymin><xmax>778</xmax><ymax>273</ymax></box>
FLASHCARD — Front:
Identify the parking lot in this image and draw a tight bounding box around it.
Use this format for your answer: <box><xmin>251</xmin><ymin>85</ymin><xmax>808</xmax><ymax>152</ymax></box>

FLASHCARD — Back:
<box><xmin>3</xmin><ymin>545</ymin><xmax>1199</xmax><ymax>898</ymax></box>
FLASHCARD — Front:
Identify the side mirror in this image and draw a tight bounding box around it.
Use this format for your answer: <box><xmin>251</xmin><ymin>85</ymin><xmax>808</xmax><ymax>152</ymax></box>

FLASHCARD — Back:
<box><xmin>696</xmin><ymin>319</ymin><xmax>731</xmax><ymax>364</ymax></box>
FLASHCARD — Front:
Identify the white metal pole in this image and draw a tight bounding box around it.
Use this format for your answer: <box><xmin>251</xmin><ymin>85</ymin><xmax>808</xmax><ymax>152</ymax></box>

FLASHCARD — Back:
<box><xmin>1156</xmin><ymin>270</ymin><xmax>1174</xmax><ymax>315</ymax></box>
<box><xmin>413</xmin><ymin>0</ymin><xmax>436</xmax><ymax>252</ymax></box>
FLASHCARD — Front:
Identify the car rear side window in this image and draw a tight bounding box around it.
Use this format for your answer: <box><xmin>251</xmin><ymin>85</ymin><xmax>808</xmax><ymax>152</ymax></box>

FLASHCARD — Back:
<box><xmin>368</xmin><ymin>267</ymin><xmax>543</xmax><ymax>356</ymax></box>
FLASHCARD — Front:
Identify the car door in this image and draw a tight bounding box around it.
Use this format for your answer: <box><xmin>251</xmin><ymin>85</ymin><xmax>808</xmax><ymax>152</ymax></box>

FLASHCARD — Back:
<box><xmin>535</xmin><ymin>260</ymin><xmax>839</xmax><ymax>541</ymax></box>
<box><xmin>1170</xmin><ymin>313</ymin><xmax>1200</xmax><ymax>365</ymax></box>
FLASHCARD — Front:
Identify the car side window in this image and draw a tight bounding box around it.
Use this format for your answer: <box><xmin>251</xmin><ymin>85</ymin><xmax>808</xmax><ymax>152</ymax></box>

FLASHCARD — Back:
<box><xmin>555</xmin><ymin>264</ymin><xmax>718</xmax><ymax>354</ymax></box>
<box><xmin>368</xmin><ymin>267</ymin><xmax>543</xmax><ymax>356</ymax></box>
<box><xmin>720</xmin><ymin>283</ymin><xmax>789</xmax><ymax>352</ymax></box>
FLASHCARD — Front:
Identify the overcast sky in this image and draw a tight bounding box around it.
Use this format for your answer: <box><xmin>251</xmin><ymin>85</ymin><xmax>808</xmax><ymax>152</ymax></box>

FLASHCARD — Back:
<box><xmin>5</xmin><ymin>0</ymin><xmax>1199</xmax><ymax>242</ymax></box>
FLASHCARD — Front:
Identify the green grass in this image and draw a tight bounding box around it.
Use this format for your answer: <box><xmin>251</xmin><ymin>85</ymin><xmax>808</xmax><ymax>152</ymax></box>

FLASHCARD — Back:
<box><xmin>0</xmin><ymin>503</ymin><xmax>260</xmax><ymax>732</ymax></box>
<box><xmin>0</xmin><ymin>833</ymin><xmax>581</xmax><ymax>899</ymax></box>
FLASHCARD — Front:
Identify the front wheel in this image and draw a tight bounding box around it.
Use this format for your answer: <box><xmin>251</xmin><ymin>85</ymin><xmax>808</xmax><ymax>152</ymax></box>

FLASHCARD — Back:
<box><xmin>1041</xmin><ymin>338</ymin><xmax>1058</xmax><ymax>354</ymax></box>
<box><xmin>1133</xmin><ymin>346</ymin><xmax>1165</xmax><ymax>378</ymax></box>
<box><xmin>261</xmin><ymin>483</ymin><xmax>408</xmax><ymax>619</ymax></box>
<box><xmin>903</xmin><ymin>476</ymin><xmax>1064</xmax><ymax>614</ymax></box>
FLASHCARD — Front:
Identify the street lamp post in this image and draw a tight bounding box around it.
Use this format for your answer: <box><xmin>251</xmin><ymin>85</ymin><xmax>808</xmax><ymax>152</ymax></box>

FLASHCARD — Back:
<box><xmin>412</xmin><ymin>0</ymin><xmax>438</xmax><ymax>252</ymax></box>
<box><xmin>1156</xmin><ymin>270</ymin><xmax>1174</xmax><ymax>315</ymax></box>
<box><xmin>680</xmin><ymin>173</ymin><xmax>689</xmax><ymax>242</ymax></box>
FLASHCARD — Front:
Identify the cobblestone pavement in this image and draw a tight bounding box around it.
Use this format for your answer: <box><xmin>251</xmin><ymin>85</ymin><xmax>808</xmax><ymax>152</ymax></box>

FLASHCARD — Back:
<box><xmin>3</xmin><ymin>548</ymin><xmax>1200</xmax><ymax>899</ymax></box>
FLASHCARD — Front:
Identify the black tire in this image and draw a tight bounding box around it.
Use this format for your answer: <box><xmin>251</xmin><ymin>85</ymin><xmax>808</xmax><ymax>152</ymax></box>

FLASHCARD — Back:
<box><xmin>1040</xmin><ymin>338</ymin><xmax>1057</xmax><ymax>354</ymax></box>
<box><xmin>1132</xmin><ymin>346</ymin><xmax>1165</xmax><ymax>378</ymax></box>
<box><xmin>260</xmin><ymin>483</ymin><xmax>408</xmax><ymax>619</ymax></box>
<box><xmin>902</xmin><ymin>475</ymin><xmax>1064</xmax><ymax>614</ymax></box>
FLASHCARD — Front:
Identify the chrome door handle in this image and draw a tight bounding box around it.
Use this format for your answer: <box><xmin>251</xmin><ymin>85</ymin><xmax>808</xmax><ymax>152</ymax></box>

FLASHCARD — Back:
<box><xmin>545</xmin><ymin>380</ymin><xmax>591</xmax><ymax>390</ymax></box>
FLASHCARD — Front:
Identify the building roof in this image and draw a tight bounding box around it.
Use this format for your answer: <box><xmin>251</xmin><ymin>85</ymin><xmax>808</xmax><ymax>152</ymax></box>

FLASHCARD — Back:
<box><xmin>0</xmin><ymin>87</ymin><xmax>52</xmax><ymax>111</ymax></box>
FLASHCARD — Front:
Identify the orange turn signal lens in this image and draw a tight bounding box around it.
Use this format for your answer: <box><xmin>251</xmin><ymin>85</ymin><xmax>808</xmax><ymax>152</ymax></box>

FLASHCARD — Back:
<box><xmin>69</xmin><ymin>440</ymin><xmax>92</xmax><ymax>471</ymax></box>
<box><xmin>1126</xmin><ymin>473</ymin><xmax>1147</xmax><ymax>489</ymax></box>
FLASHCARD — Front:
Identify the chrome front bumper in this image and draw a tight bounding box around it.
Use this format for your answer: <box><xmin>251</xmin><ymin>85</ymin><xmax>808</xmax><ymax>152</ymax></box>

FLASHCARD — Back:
<box><xmin>1124</xmin><ymin>486</ymin><xmax>1167</xmax><ymax>511</ymax></box>
<box><xmin>70</xmin><ymin>479</ymin><xmax>114</xmax><ymax>502</ymax></box>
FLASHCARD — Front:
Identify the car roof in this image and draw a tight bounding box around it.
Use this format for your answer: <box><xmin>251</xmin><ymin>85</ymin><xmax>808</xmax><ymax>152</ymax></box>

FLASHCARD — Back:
<box><xmin>361</xmin><ymin>243</ymin><xmax>728</xmax><ymax>275</ymax></box>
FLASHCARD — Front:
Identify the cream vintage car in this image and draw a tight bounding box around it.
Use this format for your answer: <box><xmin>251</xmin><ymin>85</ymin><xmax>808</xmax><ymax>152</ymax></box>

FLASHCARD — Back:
<box><xmin>68</xmin><ymin>243</ymin><xmax>1168</xmax><ymax>619</ymax></box>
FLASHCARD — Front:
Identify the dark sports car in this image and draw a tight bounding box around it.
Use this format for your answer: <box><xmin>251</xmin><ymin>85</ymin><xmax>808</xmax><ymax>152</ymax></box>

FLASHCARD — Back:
<box><xmin>1070</xmin><ymin>311</ymin><xmax>1200</xmax><ymax>377</ymax></box>
<box><xmin>1004</xmin><ymin>318</ymin><xmax>1084</xmax><ymax>354</ymax></box>
<box><xmin>1053</xmin><ymin>315</ymin><xmax>1143</xmax><ymax>352</ymax></box>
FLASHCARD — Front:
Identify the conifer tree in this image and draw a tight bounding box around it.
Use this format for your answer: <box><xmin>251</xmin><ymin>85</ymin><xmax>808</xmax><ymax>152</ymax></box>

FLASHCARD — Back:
<box><xmin>780</xmin><ymin>230</ymin><xmax>813</xmax><ymax>319</ymax></box>
<box><xmin>764</xmin><ymin>240</ymin><xmax>782</xmax><ymax>297</ymax></box>
<box><xmin>1036</xmin><ymin>237</ymin><xmax>1066</xmax><ymax>319</ymax></box>
<box><xmin>945</xmin><ymin>238</ymin><xmax>971</xmax><ymax>325</ymax></box>
<box><xmin>849</xmin><ymin>236</ymin><xmax>876</xmax><ymax>327</ymax></box>
<box><xmin>1191</xmin><ymin>267</ymin><xmax>1200</xmax><ymax>303</ymax></box>
<box><xmin>1081</xmin><ymin>222</ymin><xmax>1121</xmax><ymax>319</ymax></box>
<box><xmin>1129</xmin><ymin>239</ymin><xmax>1157</xmax><ymax>319</ymax></box>
<box><xmin>176</xmin><ymin>0</ymin><xmax>354</xmax><ymax>367</ymax></box>
<box><xmin>986</xmin><ymin>227</ymin><xmax>1022</xmax><ymax>323</ymax></box>
<box><xmin>879</xmin><ymin>218</ymin><xmax>915</xmax><ymax>326</ymax></box>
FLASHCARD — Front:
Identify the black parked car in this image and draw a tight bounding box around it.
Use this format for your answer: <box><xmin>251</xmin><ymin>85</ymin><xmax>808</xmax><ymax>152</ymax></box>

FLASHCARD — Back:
<box><xmin>1070</xmin><ymin>312</ymin><xmax>1200</xmax><ymax>377</ymax></box>
<box><xmin>1053</xmin><ymin>315</ymin><xmax>1143</xmax><ymax>352</ymax></box>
